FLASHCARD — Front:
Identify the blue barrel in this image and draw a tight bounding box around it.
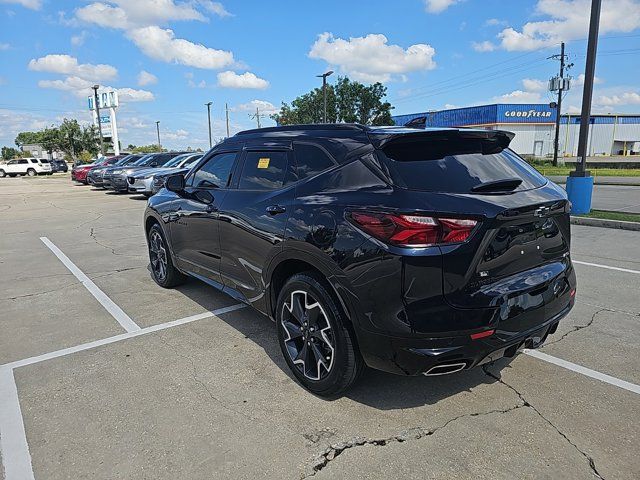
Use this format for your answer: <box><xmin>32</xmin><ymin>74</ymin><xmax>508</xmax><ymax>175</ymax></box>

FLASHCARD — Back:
<box><xmin>566</xmin><ymin>176</ymin><xmax>594</xmax><ymax>215</ymax></box>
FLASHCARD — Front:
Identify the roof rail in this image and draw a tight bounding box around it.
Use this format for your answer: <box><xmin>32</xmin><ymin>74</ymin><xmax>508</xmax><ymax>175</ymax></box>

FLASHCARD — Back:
<box><xmin>235</xmin><ymin>123</ymin><xmax>368</xmax><ymax>136</ymax></box>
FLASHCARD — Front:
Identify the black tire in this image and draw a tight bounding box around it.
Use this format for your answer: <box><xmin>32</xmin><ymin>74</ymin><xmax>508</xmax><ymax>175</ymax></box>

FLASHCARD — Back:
<box><xmin>0</xmin><ymin>169</ymin><xmax>5</xmax><ymax>178</ymax></box>
<box><xmin>147</xmin><ymin>223</ymin><xmax>186</xmax><ymax>288</ymax></box>
<box><xmin>9</xmin><ymin>173</ymin><xmax>17</xmax><ymax>177</ymax></box>
<box><xmin>26</xmin><ymin>168</ymin><xmax>36</xmax><ymax>177</ymax></box>
<box><xmin>276</xmin><ymin>272</ymin><xmax>363</xmax><ymax>397</ymax></box>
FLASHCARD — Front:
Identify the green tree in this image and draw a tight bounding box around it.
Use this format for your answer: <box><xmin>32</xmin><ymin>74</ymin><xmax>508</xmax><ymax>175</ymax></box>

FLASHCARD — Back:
<box><xmin>1</xmin><ymin>146</ymin><xmax>20</xmax><ymax>160</ymax></box>
<box><xmin>272</xmin><ymin>77</ymin><xmax>394</xmax><ymax>126</ymax></box>
<box><xmin>80</xmin><ymin>125</ymin><xmax>100</xmax><ymax>156</ymax></box>
<box><xmin>58</xmin><ymin>119</ymin><xmax>84</xmax><ymax>158</ymax></box>
<box><xmin>130</xmin><ymin>144</ymin><xmax>162</xmax><ymax>154</ymax></box>
<box><xmin>39</xmin><ymin>127</ymin><xmax>62</xmax><ymax>157</ymax></box>
<box><xmin>15</xmin><ymin>131</ymin><xmax>42</xmax><ymax>148</ymax></box>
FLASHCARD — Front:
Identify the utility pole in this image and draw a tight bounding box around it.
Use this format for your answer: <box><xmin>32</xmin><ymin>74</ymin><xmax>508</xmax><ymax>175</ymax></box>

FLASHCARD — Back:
<box><xmin>155</xmin><ymin>121</ymin><xmax>161</xmax><ymax>151</ymax></box>
<box><xmin>316</xmin><ymin>70</ymin><xmax>333</xmax><ymax>123</ymax></box>
<box><xmin>225</xmin><ymin>103</ymin><xmax>230</xmax><ymax>137</ymax></box>
<box><xmin>548</xmin><ymin>42</ymin><xmax>573</xmax><ymax>166</ymax></box>
<box><xmin>205</xmin><ymin>101</ymin><xmax>213</xmax><ymax>148</ymax></box>
<box><xmin>92</xmin><ymin>85</ymin><xmax>104</xmax><ymax>156</ymax></box>
<box><xmin>566</xmin><ymin>0</ymin><xmax>601</xmax><ymax>214</ymax></box>
<box><xmin>249</xmin><ymin>107</ymin><xmax>266</xmax><ymax>128</ymax></box>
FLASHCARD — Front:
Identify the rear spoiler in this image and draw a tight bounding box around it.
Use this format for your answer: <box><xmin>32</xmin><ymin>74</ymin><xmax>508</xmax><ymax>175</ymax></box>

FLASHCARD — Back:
<box><xmin>368</xmin><ymin>128</ymin><xmax>515</xmax><ymax>154</ymax></box>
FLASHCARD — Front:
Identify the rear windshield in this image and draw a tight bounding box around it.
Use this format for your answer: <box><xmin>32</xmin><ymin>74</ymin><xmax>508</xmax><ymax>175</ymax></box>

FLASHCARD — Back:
<box><xmin>377</xmin><ymin>138</ymin><xmax>547</xmax><ymax>194</ymax></box>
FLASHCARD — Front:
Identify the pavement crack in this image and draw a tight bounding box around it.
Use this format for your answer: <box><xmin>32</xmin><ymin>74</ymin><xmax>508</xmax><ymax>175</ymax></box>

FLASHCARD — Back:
<box><xmin>301</xmin><ymin>403</ymin><xmax>525</xmax><ymax>478</ymax></box>
<box><xmin>482</xmin><ymin>366</ymin><xmax>604</xmax><ymax>479</ymax></box>
<box><xmin>1</xmin><ymin>282</ymin><xmax>79</xmax><ymax>301</ymax></box>
<box><xmin>157</xmin><ymin>334</ymin><xmax>255</xmax><ymax>422</ymax></box>
<box><xmin>88</xmin><ymin>227</ymin><xmax>140</xmax><ymax>257</ymax></box>
<box><xmin>542</xmin><ymin>308</ymin><xmax>608</xmax><ymax>348</ymax></box>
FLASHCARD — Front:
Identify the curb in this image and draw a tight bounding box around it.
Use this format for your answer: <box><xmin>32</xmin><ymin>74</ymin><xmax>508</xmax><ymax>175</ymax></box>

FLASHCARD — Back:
<box><xmin>570</xmin><ymin>216</ymin><xmax>640</xmax><ymax>231</ymax></box>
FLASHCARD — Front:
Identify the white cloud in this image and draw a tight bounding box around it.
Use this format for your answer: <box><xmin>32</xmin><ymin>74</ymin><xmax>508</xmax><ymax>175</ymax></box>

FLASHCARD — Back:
<box><xmin>574</xmin><ymin>73</ymin><xmax>604</xmax><ymax>86</ymax></box>
<box><xmin>493</xmin><ymin>89</ymin><xmax>543</xmax><ymax>103</ymax></box>
<box><xmin>0</xmin><ymin>43</ymin><xmax>10</xmax><ymax>50</ymax></box>
<box><xmin>137</xmin><ymin>70</ymin><xmax>158</xmax><ymax>86</ymax></box>
<box><xmin>28</xmin><ymin>54</ymin><xmax>118</xmax><ymax>82</ymax></box>
<box><xmin>443</xmin><ymin>103</ymin><xmax>459</xmax><ymax>109</ymax></box>
<box><xmin>76</xmin><ymin>0</ymin><xmax>207</xmax><ymax>29</ymax></box>
<box><xmin>595</xmin><ymin>92</ymin><xmax>640</xmax><ymax>106</ymax></box>
<box><xmin>126</xmin><ymin>26</ymin><xmax>235</xmax><ymax>69</ymax></box>
<box><xmin>522</xmin><ymin>78</ymin><xmax>546</xmax><ymax>92</ymax></box>
<box><xmin>37</xmin><ymin>76</ymin><xmax>154</xmax><ymax>102</ymax></box>
<box><xmin>472</xmin><ymin>41</ymin><xmax>496</xmax><ymax>52</ymax></box>
<box><xmin>198</xmin><ymin>1</ymin><xmax>232</xmax><ymax>17</ymax></box>
<box><xmin>0</xmin><ymin>0</ymin><xmax>41</xmax><ymax>10</ymax></box>
<box><xmin>308</xmin><ymin>32</ymin><xmax>436</xmax><ymax>83</ymax></box>
<box><xmin>234</xmin><ymin>100</ymin><xmax>278</xmax><ymax>115</ymax></box>
<box><xmin>70</xmin><ymin>31</ymin><xmax>88</xmax><ymax>47</ymax></box>
<box><xmin>217</xmin><ymin>71</ymin><xmax>269</xmax><ymax>89</ymax></box>
<box><xmin>484</xmin><ymin>18</ymin><xmax>507</xmax><ymax>27</ymax></box>
<box><xmin>495</xmin><ymin>0</ymin><xmax>640</xmax><ymax>51</ymax></box>
<box><xmin>424</xmin><ymin>0</ymin><xmax>461</xmax><ymax>14</ymax></box>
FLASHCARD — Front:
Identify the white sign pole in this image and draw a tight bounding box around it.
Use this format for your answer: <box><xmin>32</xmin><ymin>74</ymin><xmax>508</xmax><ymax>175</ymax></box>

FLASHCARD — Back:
<box><xmin>110</xmin><ymin>106</ymin><xmax>120</xmax><ymax>156</ymax></box>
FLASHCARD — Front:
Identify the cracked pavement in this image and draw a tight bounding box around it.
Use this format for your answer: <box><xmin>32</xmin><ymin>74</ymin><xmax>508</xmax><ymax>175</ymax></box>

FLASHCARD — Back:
<box><xmin>1</xmin><ymin>176</ymin><xmax>639</xmax><ymax>479</ymax></box>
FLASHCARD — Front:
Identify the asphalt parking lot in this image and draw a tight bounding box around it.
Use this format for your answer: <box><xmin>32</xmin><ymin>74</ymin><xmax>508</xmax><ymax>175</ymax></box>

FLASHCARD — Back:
<box><xmin>1</xmin><ymin>174</ymin><xmax>639</xmax><ymax>480</ymax></box>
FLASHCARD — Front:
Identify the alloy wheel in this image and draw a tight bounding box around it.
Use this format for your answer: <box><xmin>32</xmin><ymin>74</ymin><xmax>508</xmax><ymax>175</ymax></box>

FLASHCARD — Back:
<box><xmin>149</xmin><ymin>230</ymin><xmax>168</xmax><ymax>282</ymax></box>
<box><xmin>281</xmin><ymin>290</ymin><xmax>335</xmax><ymax>381</ymax></box>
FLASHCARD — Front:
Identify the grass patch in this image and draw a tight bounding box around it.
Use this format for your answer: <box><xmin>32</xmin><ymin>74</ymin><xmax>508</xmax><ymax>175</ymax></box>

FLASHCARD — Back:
<box><xmin>533</xmin><ymin>166</ymin><xmax>640</xmax><ymax>177</ymax></box>
<box><xmin>577</xmin><ymin>210</ymin><xmax>640</xmax><ymax>223</ymax></box>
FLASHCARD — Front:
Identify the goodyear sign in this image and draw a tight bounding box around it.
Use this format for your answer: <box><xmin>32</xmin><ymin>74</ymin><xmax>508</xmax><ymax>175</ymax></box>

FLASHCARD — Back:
<box><xmin>497</xmin><ymin>104</ymin><xmax>555</xmax><ymax>123</ymax></box>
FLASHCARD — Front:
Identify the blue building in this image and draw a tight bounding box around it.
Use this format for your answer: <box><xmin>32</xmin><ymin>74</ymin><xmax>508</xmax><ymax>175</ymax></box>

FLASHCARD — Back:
<box><xmin>392</xmin><ymin>104</ymin><xmax>640</xmax><ymax>158</ymax></box>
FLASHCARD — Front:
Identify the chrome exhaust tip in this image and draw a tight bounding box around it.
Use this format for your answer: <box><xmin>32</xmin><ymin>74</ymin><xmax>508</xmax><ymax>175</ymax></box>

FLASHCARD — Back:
<box><xmin>423</xmin><ymin>362</ymin><xmax>467</xmax><ymax>376</ymax></box>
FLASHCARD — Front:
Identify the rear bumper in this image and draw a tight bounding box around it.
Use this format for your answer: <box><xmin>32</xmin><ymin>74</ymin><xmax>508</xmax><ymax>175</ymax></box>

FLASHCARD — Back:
<box><xmin>355</xmin><ymin>296</ymin><xmax>574</xmax><ymax>376</ymax></box>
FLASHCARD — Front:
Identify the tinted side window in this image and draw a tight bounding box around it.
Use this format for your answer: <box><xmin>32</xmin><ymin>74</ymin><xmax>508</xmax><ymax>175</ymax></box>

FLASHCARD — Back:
<box><xmin>190</xmin><ymin>152</ymin><xmax>237</xmax><ymax>188</ymax></box>
<box><xmin>30</xmin><ymin>159</ymin><xmax>38</xmax><ymax>163</ymax></box>
<box><xmin>19</xmin><ymin>159</ymin><xmax>28</xmax><ymax>164</ymax></box>
<box><xmin>238</xmin><ymin>151</ymin><xmax>289</xmax><ymax>191</ymax></box>
<box><xmin>294</xmin><ymin>143</ymin><xmax>335</xmax><ymax>180</ymax></box>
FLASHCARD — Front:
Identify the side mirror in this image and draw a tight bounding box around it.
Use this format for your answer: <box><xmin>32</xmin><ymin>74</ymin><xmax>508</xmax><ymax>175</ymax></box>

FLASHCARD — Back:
<box><xmin>165</xmin><ymin>174</ymin><xmax>185</xmax><ymax>193</ymax></box>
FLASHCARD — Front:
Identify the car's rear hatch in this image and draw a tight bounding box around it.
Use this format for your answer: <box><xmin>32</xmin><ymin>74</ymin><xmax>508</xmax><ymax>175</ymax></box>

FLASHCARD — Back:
<box><xmin>374</xmin><ymin>129</ymin><xmax>575</xmax><ymax>334</ymax></box>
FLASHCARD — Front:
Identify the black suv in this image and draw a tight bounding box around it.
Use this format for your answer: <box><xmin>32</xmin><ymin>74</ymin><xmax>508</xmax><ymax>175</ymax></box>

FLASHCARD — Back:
<box><xmin>144</xmin><ymin>124</ymin><xmax>576</xmax><ymax>396</ymax></box>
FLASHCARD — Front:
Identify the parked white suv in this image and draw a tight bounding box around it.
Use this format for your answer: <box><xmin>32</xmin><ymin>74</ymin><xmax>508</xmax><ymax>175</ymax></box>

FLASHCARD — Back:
<box><xmin>0</xmin><ymin>158</ymin><xmax>53</xmax><ymax>177</ymax></box>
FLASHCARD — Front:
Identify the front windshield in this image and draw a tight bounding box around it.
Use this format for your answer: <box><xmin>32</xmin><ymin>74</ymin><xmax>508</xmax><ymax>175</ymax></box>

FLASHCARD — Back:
<box><xmin>164</xmin><ymin>154</ymin><xmax>190</xmax><ymax>168</ymax></box>
<box><xmin>183</xmin><ymin>155</ymin><xmax>202</xmax><ymax>168</ymax></box>
<box><xmin>132</xmin><ymin>154</ymin><xmax>153</xmax><ymax>166</ymax></box>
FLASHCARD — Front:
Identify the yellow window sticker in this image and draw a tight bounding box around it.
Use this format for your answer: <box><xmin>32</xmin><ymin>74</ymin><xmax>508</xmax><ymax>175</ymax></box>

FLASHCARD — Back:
<box><xmin>258</xmin><ymin>158</ymin><xmax>270</xmax><ymax>169</ymax></box>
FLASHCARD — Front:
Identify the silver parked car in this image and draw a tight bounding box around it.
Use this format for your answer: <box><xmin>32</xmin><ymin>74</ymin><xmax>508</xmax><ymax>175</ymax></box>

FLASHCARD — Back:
<box><xmin>127</xmin><ymin>153</ymin><xmax>203</xmax><ymax>196</ymax></box>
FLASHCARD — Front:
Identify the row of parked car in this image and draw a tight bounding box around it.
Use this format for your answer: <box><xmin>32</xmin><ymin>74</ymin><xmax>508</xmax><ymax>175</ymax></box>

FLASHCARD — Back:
<box><xmin>71</xmin><ymin>151</ymin><xmax>203</xmax><ymax>196</ymax></box>
<box><xmin>0</xmin><ymin>157</ymin><xmax>68</xmax><ymax>177</ymax></box>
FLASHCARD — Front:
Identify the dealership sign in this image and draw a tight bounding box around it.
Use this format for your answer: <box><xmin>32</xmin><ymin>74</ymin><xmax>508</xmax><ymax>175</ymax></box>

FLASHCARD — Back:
<box><xmin>504</xmin><ymin>110</ymin><xmax>552</xmax><ymax>118</ymax></box>
<box><xmin>87</xmin><ymin>91</ymin><xmax>119</xmax><ymax>110</ymax></box>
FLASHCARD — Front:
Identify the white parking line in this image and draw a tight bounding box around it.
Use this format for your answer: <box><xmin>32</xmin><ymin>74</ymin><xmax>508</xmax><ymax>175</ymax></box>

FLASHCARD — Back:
<box><xmin>0</xmin><ymin>304</ymin><xmax>245</xmax><ymax>480</ymax></box>
<box><xmin>3</xmin><ymin>303</ymin><xmax>246</xmax><ymax>370</ymax></box>
<box><xmin>40</xmin><ymin>236</ymin><xmax>141</xmax><ymax>333</ymax></box>
<box><xmin>525</xmin><ymin>349</ymin><xmax>640</xmax><ymax>395</ymax></box>
<box><xmin>0</xmin><ymin>367</ymin><xmax>35</xmax><ymax>480</ymax></box>
<box><xmin>573</xmin><ymin>259</ymin><xmax>640</xmax><ymax>275</ymax></box>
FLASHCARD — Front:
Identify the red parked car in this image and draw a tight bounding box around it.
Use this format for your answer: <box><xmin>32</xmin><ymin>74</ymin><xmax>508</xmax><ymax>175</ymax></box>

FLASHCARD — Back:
<box><xmin>71</xmin><ymin>155</ymin><xmax>128</xmax><ymax>184</ymax></box>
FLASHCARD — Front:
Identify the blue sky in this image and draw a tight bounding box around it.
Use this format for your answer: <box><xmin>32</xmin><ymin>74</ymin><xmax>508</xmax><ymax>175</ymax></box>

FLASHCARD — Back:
<box><xmin>1</xmin><ymin>0</ymin><xmax>639</xmax><ymax>150</ymax></box>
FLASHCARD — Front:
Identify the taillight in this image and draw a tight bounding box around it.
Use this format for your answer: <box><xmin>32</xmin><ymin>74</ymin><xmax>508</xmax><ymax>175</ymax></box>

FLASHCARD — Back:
<box><xmin>348</xmin><ymin>212</ymin><xmax>478</xmax><ymax>247</ymax></box>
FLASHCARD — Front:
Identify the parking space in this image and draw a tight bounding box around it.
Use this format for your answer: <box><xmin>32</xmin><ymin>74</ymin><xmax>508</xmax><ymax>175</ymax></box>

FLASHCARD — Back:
<box><xmin>1</xmin><ymin>175</ymin><xmax>639</xmax><ymax>479</ymax></box>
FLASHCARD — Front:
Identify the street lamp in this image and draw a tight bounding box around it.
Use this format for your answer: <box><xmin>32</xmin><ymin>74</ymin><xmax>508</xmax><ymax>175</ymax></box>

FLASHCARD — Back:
<box><xmin>205</xmin><ymin>101</ymin><xmax>213</xmax><ymax>149</ymax></box>
<box><xmin>155</xmin><ymin>121</ymin><xmax>161</xmax><ymax>151</ymax></box>
<box><xmin>316</xmin><ymin>70</ymin><xmax>333</xmax><ymax>123</ymax></box>
<box><xmin>92</xmin><ymin>85</ymin><xmax>104</xmax><ymax>156</ymax></box>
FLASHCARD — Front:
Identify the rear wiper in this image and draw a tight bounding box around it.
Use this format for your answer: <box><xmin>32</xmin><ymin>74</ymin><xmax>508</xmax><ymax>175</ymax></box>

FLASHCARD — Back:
<box><xmin>471</xmin><ymin>178</ymin><xmax>522</xmax><ymax>193</ymax></box>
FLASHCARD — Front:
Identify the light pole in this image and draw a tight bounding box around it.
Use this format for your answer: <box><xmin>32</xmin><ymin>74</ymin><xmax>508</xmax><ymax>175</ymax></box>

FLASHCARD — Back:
<box><xmin>155</xmin><ymin>121</ymin><xmax>161</xmax><ymax>151</ymax></box>
<box><xmin>205</xmin><ymin>101</ymin><xmax>213</xmax><ymax>148</ymax></box>
<box><xmin>92</xmin><ymin>85</ymin><xmax>104</xmax><ymax>156</ymax></box>
<box><xmin>316</xmin><ymin>70</ymin><xmax>333</xmax><ymax>123</ymax></box>
<box><xmin>566</xmin><ymin>0</ymin><xmax>601</xmax><ymax>215</ymax></box>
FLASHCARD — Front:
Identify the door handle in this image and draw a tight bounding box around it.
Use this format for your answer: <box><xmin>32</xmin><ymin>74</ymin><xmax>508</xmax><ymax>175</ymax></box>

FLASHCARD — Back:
<box><xmin>266</xmin><ymin>205</ymin><xmax>286</xmax><ymax>215</ymax></box>
<box><xmin>206</xmin><ymin>204</ymin><xmax>218</xmax><ymax>213</ymax></box>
